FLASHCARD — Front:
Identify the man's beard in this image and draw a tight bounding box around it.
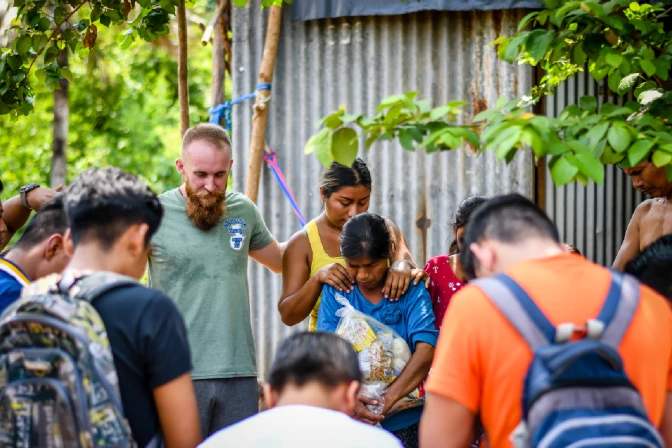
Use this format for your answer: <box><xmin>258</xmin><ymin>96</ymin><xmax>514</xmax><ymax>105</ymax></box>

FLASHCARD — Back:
<box><xmin>184</xmin><ymin>180</ymin><xmax>227</xmax><ymax>231</ymax></box>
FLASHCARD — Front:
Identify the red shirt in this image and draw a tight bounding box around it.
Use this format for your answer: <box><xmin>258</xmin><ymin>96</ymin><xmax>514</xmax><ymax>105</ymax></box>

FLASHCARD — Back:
<box><xmin>424</xmin><ymin>255</ymin><xmax>464</xmax><ymax>331</ymax></box>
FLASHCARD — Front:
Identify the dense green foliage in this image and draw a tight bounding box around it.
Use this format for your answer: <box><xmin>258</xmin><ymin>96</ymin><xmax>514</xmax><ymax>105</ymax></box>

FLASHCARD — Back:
<box><xmin>308</xmin><ymin>0</ymin><xmax>672</xmax><ymax>186</ymax></box>
<box><xmin>0</xmin><ymin>23</ymin><xmax>216</xmax><ymax>197</ymax></box>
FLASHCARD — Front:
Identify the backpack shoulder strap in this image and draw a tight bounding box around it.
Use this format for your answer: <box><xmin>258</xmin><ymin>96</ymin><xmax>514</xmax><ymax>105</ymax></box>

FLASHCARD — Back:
<box><xmin>58</xmin><ymin>271</ymin><xmax>139</xmax><ymax>304</ymax></box>
<box><xmin>598</xmin><ymin>270</ymin><xmax>641</xmax><ymax>349</ymax></box>
<box><xmin>473</xmin><ymin>274</ymin><xmax>555</xmax><ymax>351</ymax></box>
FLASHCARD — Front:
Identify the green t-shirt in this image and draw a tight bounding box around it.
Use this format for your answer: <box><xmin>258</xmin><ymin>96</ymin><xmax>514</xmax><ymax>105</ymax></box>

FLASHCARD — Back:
<box><xmin>148</xmin><ymin>189</ymin><xmax>274</xmax><ymax>379</ymax></box>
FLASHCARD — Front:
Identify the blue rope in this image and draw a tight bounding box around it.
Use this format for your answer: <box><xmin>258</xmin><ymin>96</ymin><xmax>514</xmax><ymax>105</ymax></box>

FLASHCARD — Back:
<box><xmin>209</xmin><ymin>83</ymin><xmax>272</xmax><ymax>132</ymax></box>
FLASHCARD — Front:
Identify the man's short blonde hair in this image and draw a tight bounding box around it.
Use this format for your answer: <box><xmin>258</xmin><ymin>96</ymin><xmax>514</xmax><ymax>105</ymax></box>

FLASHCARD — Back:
<box><xmin>181</xmin><ymin>123</ymin><xmax>232</xmax><ymax>157</ymax></box>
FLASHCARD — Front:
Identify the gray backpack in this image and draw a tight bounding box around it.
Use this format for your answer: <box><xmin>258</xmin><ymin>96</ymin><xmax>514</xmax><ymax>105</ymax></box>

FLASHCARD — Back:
<box><xmin>0</xmin><ymin>271</ymin><xmax>138</xmax><ymax>447</ymax></box>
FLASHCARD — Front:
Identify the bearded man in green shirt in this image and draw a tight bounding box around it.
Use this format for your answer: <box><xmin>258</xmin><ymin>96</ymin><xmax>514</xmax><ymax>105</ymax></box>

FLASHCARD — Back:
<box><xmin>149</xmin><ymin>123</ymin><xmax>283</xmax><ymax>437</ymax></box>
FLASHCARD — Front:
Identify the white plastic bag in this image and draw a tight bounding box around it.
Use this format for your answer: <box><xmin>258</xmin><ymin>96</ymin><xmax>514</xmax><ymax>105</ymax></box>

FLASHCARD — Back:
<box><xmin>334</xmin><ymin>293</ymin><xmax>425</xmax><ymax>416</ymax></box>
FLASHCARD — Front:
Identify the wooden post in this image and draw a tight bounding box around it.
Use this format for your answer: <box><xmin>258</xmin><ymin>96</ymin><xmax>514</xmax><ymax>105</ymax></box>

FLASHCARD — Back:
<box><xmin>51</xmin><ymin>49</ymin><xmax>68</xmax><ymax>188</ymax></box>
<box><xmin>208</xmin><ymin>0</ymin><xmax>229</xmax><ymax>126</ymax></box>
<box><xmin>177</xmin><ymin>0</ymin><xmax>190</xmax><ymax>136</ymax></box>
<box><xmin>244</xmin><ymin>5</ymin><xmax>282</xmax><ymax>203</ymax></box>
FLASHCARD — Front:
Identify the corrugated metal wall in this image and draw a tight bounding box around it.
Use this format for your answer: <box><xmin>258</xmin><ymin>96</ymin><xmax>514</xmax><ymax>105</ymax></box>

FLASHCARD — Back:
<box><xmin>542</xmin><ymin>70</ymin><xmax>643</xmax><ymax>266</ymax></box>
<box><xmin>231</xmin><ymin>2</ymin><xmax>535</xmax><ymax>377</ymax></box>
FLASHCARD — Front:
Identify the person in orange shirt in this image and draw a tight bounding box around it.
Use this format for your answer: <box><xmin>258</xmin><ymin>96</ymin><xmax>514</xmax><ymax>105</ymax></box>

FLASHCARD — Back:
<box><xmin>419</xmin><ymin>194</ymin><xmax>672</xmax><ymax>448</ymax></box>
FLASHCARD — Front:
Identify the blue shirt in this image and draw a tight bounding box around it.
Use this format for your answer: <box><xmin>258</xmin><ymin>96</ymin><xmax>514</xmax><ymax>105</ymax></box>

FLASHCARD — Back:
<box><xmin>0</xmin><ymin>258</ymin><xmax>30</xmax><ymax>316</ymax></box>
<box><xmin>317</xmin><ymin>281</ymin><xmax>439</xmax><ymax>432</ymax></box>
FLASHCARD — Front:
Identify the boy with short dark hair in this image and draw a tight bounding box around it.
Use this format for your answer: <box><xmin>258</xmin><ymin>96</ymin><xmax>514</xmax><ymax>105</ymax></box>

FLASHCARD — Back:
<box><xmin>0</xmin><ymin>194</ymin><xmax>70</xmax><ymax>314</ymax></box>
<box><xmin>46</xmin><ymin>167</ymin><xmax>201</xmax><ymax>447</ymax></box>
<box><xmin>200</xmin><ymin>332</ymin><xmax>402</xmax><ymax>448</ymax></box>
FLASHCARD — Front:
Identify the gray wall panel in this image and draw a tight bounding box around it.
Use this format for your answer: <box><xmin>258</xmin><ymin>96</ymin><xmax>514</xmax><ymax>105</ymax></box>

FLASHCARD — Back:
<box><xmin>232</xmin><ymin>2</ymin><xmax>535</xmax><ymax>377</ymax></box>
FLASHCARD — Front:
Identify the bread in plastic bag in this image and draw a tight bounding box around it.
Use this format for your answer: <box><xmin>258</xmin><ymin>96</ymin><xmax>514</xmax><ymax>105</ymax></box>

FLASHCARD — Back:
<box><xmin>333</xmin><ymin>293</ymin><xmax>425</xmax><ymax>416</ymax></box>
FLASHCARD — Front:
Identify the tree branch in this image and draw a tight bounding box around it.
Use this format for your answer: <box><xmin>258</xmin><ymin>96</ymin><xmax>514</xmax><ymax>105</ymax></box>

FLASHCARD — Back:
<box><xmin>28</xmin><ymin>0</ymin><xmax>89</xmax><ymax>72</ymax></box>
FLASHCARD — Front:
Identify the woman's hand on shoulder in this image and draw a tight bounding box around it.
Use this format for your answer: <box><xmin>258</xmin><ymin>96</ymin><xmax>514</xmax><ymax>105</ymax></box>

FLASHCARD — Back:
<box><xmin>384</xmin><ymin>261</ymin><xmax>429</xmax><ymax>301</ymax></box>
<box><xmin>317</xmin><ymin>263</ymin><xmax>354</xmax><ymax>293</ymax></box>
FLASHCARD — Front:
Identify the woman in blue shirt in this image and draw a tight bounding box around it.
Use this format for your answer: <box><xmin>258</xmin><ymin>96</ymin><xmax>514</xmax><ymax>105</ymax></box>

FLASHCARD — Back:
<box><xmin>317</xmin><ymin>213</ymin><xmax>438</xmax><ymax>448</ymax></box>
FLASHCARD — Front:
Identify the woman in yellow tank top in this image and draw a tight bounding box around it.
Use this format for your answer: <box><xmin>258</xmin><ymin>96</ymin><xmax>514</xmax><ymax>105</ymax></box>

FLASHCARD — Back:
<box><xmin>279</xmin><ymin>158</ymin><xmax>428</xmax><ymax>331</ymax></box>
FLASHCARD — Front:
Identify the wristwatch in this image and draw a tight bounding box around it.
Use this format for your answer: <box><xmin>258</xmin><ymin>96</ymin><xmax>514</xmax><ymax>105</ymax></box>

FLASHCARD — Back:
<box><xmin>20</xmin><ymin>183</ymin><xmax>40</xmax><ymax>210</ymax></box>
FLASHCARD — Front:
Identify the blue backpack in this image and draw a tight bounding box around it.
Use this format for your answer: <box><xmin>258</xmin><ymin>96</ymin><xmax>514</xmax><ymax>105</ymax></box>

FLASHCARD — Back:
<box><xmin>475</xmin><ymin>271</ymin><xmax>664</xmax><ymax>448</ymax></box>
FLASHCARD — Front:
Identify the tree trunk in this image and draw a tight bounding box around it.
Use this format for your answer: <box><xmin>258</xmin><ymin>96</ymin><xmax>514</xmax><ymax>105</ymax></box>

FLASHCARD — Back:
<box><xmin>51</xmin><ymin>50</ymin><xmax>68</xmax><ymax>188</ymax></box>
<box><xmin>177</xmin><ymin>0</ymin><xmax>190</xmax><ymax>136</ymax></box>
<box><xmin>210</xmin><ymin>0</ymin><xmax>228</xmax><ymax>125</ymax></box>
<box><xmin>244</xmin><ymin>5</ymin><xmax>282</xmax><ymax>204</ymax></box>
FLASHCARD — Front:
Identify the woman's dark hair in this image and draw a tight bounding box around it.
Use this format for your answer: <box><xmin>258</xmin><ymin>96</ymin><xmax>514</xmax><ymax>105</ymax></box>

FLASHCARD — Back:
<box><xmin>340</xmin><ymin>212</ymin><xmax>394</xmax><ymax>260</ymax></box>
<box><xmin>320</xmin><ymin>158</ymin><xmax>372</xmax><ymax>198</ymax></box>
<box><xmin>448</xmin><ymin>196</ymin><xmax>488</xmax><ymax>255</ymax></box>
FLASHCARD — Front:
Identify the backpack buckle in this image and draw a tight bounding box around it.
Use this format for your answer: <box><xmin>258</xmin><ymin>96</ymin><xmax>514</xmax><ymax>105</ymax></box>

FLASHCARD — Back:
<box><xmin>555</xmin><ymin>320</ymin><xmax>605</xmax><ymax>343</ymax></box>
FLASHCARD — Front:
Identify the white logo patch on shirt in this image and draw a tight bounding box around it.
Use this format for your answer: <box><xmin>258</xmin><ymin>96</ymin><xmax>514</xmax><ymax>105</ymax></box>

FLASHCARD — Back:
<box><xmin>223</xmin><ymin>218</ymin><xmax>248</xmax><ymax>251</ymax></box>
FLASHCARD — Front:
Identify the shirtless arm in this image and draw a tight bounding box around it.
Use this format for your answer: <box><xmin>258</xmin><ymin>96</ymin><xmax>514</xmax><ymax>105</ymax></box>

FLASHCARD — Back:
<box><xmin>153</xmin><ymin>373</ymin><xmax>202</xmax><ymax>448</ymax></box>
<box><xmin>278</xmin><ymin>231</ymin><xmax>353</xmax><ymax>326</ymax></box>
<box><xmin>613</xmin><ymin>201</ymin><xmax>650</xmax><ymax>271</ymax></box>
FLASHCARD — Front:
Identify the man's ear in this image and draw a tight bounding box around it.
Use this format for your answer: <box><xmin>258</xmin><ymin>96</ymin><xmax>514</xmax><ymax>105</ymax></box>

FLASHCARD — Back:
<box><xmin>263</xmin><ymin>383</ymin><xmax>278</xmax><ymax>409</ymax></box>
<box><xmin>469</xmin><ymin>242</ymin><xmax>494</xmax><ymax>277</ymax></box>
<box><xmin>63</xmin><ymin>229</ymin><xmax>75</xmax><ymax>257</ymax></box>
<box><xmin>344</xmin><ymin>381</ymin><xmax>360</xmax><ymax>415</ymax></box>
<box><xmin>44</xmin><ymin>234</ymin><xmax>64</xmax><ymax>261</ymax></box>
<box><xmin>176</xmin><ymin>158</ymin><xmax>186</xmax><ymax>177</ymax></box>
<box><xmin>124</xmin><ymin>224</ymin><xmax>150</xmax><ymax>258</ymax></box>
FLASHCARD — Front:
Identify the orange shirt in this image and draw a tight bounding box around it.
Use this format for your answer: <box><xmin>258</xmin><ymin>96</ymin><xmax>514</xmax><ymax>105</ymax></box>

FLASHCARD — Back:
<box><xmin>426</xmin><ymin>253</ymin><xmax>672</xmax><ymax>448</ymax></box>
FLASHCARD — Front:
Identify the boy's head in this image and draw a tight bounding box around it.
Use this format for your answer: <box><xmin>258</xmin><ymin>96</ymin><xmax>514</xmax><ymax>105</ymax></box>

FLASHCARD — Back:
<box><xmin>11</xmin><ymin>194</ymin><xmax>69</xmax><ymax>279</ymax></box>
<box><xmin>64</xmin><ymin>168</ymin><xmax>163</xmax><ymax>279</ymax></box>
<box><xmin>265</xmin><ymin>332</ymin><xmax>362</xmax><ymax>415</ymax></box>
<box><xmin>461</xmin><ymin>193</ymin><xmax>561</xmax><ymax>280</ymax></box>
<box><xmin>625</xmin><ymin>234</ymin><xmax>672</xmax><ymax>301</ymax></box>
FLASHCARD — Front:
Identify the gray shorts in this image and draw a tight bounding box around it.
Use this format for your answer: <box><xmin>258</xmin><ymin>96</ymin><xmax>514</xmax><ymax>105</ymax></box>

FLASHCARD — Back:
<box><xmin>193</xmin><ymin>377</ymin><xmax>259</xmax><ymax>437</ymax></box>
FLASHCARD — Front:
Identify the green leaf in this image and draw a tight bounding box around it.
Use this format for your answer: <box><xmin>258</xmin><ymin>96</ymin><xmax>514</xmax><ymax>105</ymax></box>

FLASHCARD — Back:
<box><xmin>473</xmin><ymin>109</ymin><xmax>497</xmax><ymax>122</ymax></box>
<box><xmin>377</xmin><ymin>94</ymin><xmax>406</xmax><ymax>111</ymax></box>
<box><xmin>60</xmin><ymin>67</ymin><xmax>73</xmax><ymax>83</ymax></box>
<box><xmin>605</xmin><ymin>53</ymin><xmax>623</xmax><ymax>68</ymax></box>
<box><xmin>450</xmin><ymin>127</ymin><xmax>480</xmax><ymax>149</ymax></box>
<box><xmin>384</xmin><ymin>104</ymin><xmax>404</xmax><ymax>124</ymax></box>
<box><xmin>627</xmin><ymin>139</ymin><xmax>654</xmax><ymax>166</ymax></box>
<box><xmin>495</xmin><ymin>95</ymin><xmax>508</xmax><ymax>110</ymax></box>
<box><xmin>232</xmin><ymin>0</ymin><xmax>248</xmax><ymax>6</ymax></box>
<box><xmin>398</xmin><ymin>129</ymin><xmax>415</xmax><ymax>151</ymax></box>
<box><xmin>550</xmin><ymin>155</ymin><xmax>578</xmax><ymax>186</ymax></box>
<box><xmin>608</xmin><ymin>70</ymin><xmax>623</xmax><ymax>94</ymax></box>
<box><xmin>304</xmin><ymin>128</ymin><xmax>331</xmax><ymax>157</ymax></box>
<box><xmin>572</xmin><ymin>43</ymin><xmax>587</xmax><ymax>66</ymax></box>
<box><xmin>525</xmin><ymin>29</ymin><xmax>556</xmax><ymax>61</ymax></box>
<box><xmin>43</xmin><ymin>46</ymin><xmax>59</xmax><ymax>65</ymax></box>
<box><xmin>572</xmin><ymin>151</ymin><xmax>604</xmax><ymax>184</ymax></box>
<box><xmin>600</xmin><ymin>145</ymin><xmax>625</xmax><ymax>165</ymax></box>
<box><xmin>617</xmin><ymin>73</ymin><xmax>639</xmax><ymax>95</ymax></box>
<box><xmin>493</xmin><ymin>126</ymin><xmax>522</xmax><ymax>161</ymax></box>
<box><xmin>579</xmin><ymin>96</ymin><xmax>597</xmax><ymax>112</ymax></box>
<box><xmin>518</xmin><ymin>11</ymin><xmax>539</xmax><ymax>30</ymax></box>
<box><xmin>15</xmin><ymin>36</ymin><xmax>31</xmax><ymax>55</ymax></box>
<box><xmin>331</xmin><ymin>128</ymin><xmax>358</xmax><ymax>167</ymax></box>
<box><xmin>584</xmin><ymin>122</ymin><xmax>610</xmax><ymax>149</ymax></box>
<box><xmin>429</xmin><ymin>105</ymin><xmax>451</xmax><ymax>121</ymax></box>
<box><xmin>652</xmin><ymin>150</ymin><xmax>672</xmax><ymax>168</ymax></box>
<box><xmin>655</xmin><ymin>58</ymin><xmax>670</xmax><ymax>81</ymax></box>
<box><xmin>502</xmin><ymin>34</ymin><xmax>528</xmax><ymax>63</ymax></box>
<box><xmin>36</xmin><ymin>17</ymin><xmax>51</xmax><ymax>32</ymax></box>
<box><xmin>607</xmin><ymin>122</ymin><xmax>631</xmax><ymax>153</ymax></box>
<box><xmin>635</xmin><ymin>81</ymin><xmax>658</xmax><ymax>98</ymax></box>
<box><xmin>640</xmin><ymin>59</ymin><xmax>656</xmax><ymax>77</ymax></box>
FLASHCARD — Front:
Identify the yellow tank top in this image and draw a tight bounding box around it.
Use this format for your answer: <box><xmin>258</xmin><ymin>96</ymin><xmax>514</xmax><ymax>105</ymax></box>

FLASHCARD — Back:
<box><xmin>305</xmin><ymin>219</ymin><xmax>345</xmax><ymax>331</ymax></box>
